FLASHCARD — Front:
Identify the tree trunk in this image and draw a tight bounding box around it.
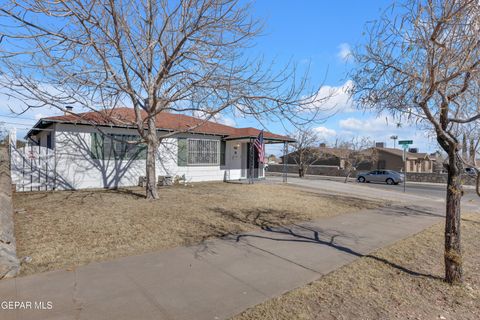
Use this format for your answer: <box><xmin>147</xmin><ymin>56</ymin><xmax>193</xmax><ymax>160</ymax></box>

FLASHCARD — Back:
<box><xmin>299</xmin><ymin>167</ymin><xmax>304</xmax><ymax>178</ymax></box>
<box><xmin>444</xmin><ymin>151</ymin><xmax>463</xmax><ymax>284</ymax></box>
<box><xmin>469</xmin><ymin>137</ymin><xmax>475</xmax><ymax>164</ymax></box>
<box><xmin>476</xmin><ymin>172</ymin><xmax>480</xmax><ymax>197</ymax></box>
<box><xmin>145</xmin><ymin>116</ymin><xmax>159</xmax><ymax>200</ymax></box>
<box><xmin>461</xmin><ymin>133</ymin><xmax>467</xmax><ymax>160</ymax></box>
<box><xmin>344</xmin><ymin>170</ymin><xmax>351</xmax><ymax>183</ymax></box>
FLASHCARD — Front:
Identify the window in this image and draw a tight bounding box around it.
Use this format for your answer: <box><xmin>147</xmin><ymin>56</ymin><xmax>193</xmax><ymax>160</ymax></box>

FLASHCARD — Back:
<box><xmin>377</xmin><ymin>160</ymin><xmax>386</xmax><ymax>169</ymax></box>
<box><xmin>220</xmin><ymin>140</ymin><xmax>226</xmax><ymax>166</ymax></box>
<box><xmin>188</xmin><ymin>139</ymin><xmax>219</xmax><ymax>165</ymax></box>
<box><xmin>91</xmin><ymin>133</ymin><xmax>146</xmax><ymax>160</ymax></box>
<box><xmin>46</xmin><ymin>133</ymin><xmax>52</xmax><ymax>149</ymax></box>
<box><xmin>178</xmin><ymin>138</ymin><xmax>222</xmax><ymax>166</ymax></box>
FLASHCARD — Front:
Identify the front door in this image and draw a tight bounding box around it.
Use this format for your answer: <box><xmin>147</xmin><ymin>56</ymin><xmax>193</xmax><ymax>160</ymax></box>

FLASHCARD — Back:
<box><xmin>246</xmin><ymin>142</ymin><xmax>259</xmax><ymax>178</ymax></box>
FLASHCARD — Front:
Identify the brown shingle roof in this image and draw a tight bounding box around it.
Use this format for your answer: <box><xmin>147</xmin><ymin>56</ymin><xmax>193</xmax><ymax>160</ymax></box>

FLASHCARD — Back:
<box><xmin>38</xmin><ymin>107</ymin><xmax>293</xmax><ymax>142</ymax></box>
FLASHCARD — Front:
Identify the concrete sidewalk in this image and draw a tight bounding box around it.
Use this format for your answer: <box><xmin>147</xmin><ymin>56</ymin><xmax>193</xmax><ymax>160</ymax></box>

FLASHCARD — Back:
<box><xmin>0</xmin><ymin>199</ymin><xmax>448</xmax><ymax>320</ymax></box>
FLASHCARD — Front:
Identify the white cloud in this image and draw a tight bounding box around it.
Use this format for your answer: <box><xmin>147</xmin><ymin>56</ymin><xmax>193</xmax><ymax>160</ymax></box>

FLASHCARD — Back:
<box><xmin>191</xmin><ymin>110</ymin><xmax>236</xmax><ymax>127</ymax></box>
<box><xmin>337</xmin><ymin>115</ymin><xmax>438</xmax><ymax>152</ymax></box>
<box><xmin>306</xmin><ymin>80</ymin><xmax>355</xmax><ymax>114</ymax></box>
<box><xmin>339</xmin><ymin>117</ymin><xmax>363</xmax><ymax>131</ymax></box>
<box><xmin>337</xmin><ymin>43</ymin><xmax>352</xmax><ymax>62</ymax></box>
<box><xmin>215</xmin><ymin>114</ymin><xmax>236</xmax><ymax>127</ymax></box>
<box><xmin>339</xmin><ymin>117</ymin><xmax>395</xmax><ymax>132</ymax></box>
<box><xmin>314</xmin><ymin>126</ymin><xmax>337</xmax><ymax>141</ymax></box>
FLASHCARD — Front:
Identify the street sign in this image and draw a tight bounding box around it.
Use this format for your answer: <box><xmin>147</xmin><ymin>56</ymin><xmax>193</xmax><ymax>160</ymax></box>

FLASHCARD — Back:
<box><xmin>398</xmin><ymin>139</ymin><xmax>414</xmax><ymax>193</ymax></box>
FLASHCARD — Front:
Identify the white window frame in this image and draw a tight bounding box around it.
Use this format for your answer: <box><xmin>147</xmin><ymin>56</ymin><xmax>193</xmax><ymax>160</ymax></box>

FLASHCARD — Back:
<box><xmin>187</xmin><ymin>138</ymin><xmax>220</xmax><ymax>166</ymax></box>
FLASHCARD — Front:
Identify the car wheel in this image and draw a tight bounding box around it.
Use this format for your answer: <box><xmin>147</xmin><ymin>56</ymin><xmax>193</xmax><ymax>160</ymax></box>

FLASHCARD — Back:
<box><xmin>386</xmin><ymin>178</ymin><xmax>394</xmax><ymax>185</ymax></box>
<box><xmin>358</xmin><ymin>176</ymin><xmax>365</xmax><ymax>183</ymax></box>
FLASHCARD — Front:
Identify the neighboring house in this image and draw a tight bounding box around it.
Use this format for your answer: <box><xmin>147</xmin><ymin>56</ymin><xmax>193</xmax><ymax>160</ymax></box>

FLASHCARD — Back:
<box><xmin>429</xmin><ymin>151</ymin><xmax>446</xmax><ymax>173</ymax></box>
<box><xmin>12</xmin><ymin>108</ymin><xmax>293</xmax><ymax>191</ymax></box>
<box><xmin>369</xmin><ymin>147</ymin><xmax>435</xmax><ymax>173</ymax></box>
<box><xmin>279</xmin><ymin>146</ymin><xmax>435</xmax><ymax>173</ymax></box>
<box><xmin>266</xmin><ymin>154</ymin><xmax>279</xmax><ymax>164</ymax></box>
<box><xmin>280</xmin><ymin>147</ymin><xmax>344</xmax><ymax>167</ymax></box>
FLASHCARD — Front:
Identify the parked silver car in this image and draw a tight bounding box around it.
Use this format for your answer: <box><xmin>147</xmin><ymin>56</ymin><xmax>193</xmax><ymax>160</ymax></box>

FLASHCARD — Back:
<box><xmin>357</xmin><ymin>170</ymin><xmax>404</xmax><ymax>185</ymax></box>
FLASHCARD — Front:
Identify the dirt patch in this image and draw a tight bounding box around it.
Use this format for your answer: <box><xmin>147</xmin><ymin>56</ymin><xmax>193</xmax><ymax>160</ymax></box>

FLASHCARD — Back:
<box><xmin>13</xmin><ymin>182</ymin><xmax>376</xmax><ymax>276</ymax></box>
<box><xmin>234</xmin><ymin>214</ymin><xmax>480</xmax><ymax>320</ymax></box>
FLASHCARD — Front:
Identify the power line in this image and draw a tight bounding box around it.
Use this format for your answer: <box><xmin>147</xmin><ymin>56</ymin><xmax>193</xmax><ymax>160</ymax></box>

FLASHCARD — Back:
<box><xmin>0</xmin><ymin>114</ymin><xmax>38</xmax><ymax>121</ymax></box>
<box><xmin>0</xmin><ymin>120</ymin><xmax>36</xmax><ymax>127</ymax></box>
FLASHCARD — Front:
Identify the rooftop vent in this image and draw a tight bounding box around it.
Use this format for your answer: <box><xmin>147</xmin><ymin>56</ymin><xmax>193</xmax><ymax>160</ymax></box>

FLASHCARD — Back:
<box><xmin>64</xmin><ymin>106</ymin><xmax>73</xmax><ymax>115</ymax></box>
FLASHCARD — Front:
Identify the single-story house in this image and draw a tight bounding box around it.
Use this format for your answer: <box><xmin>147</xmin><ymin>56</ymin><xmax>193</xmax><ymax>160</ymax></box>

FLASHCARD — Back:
<box><xmin>279</xmin><ymin>145</ymin><xmax>435</xmax><ymax>173</ymax></box>
<box><xmin>11</xmin><ymin>107</ymin><xmax>293</xmax><ymax>191</ymax></box>
<box><xmin>280</xmin><ymin>146</ymin><xmax>346</xmax><ymax>167</ymax></box>
<box><xmin>369</xmin><ymin>147</ymin><xmax>435</xmax><ymax>173</ymax></box>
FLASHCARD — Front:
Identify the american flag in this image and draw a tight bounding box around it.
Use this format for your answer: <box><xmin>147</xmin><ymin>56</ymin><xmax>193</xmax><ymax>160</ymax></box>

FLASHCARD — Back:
<box><xmin>254</xmin><ymin>130</ymin><xmax>265</xmax><ymax>164</ymax></box>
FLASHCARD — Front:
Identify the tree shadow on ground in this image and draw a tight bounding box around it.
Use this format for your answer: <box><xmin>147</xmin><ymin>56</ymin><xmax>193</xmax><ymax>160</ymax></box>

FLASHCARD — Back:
<box><xmin>215</xmin><ymin>207</ymin><xmax>305</xmax><ymax>228</ymax></box>
<box><xmin>461</xmin><ymin>217</ymin><xmax>480</xmax><ymax>225</ymax></box>
<box><xmin>213</xmin><ymin>206</ymin><xmax>443</xmax><ymax>281</ymax></box>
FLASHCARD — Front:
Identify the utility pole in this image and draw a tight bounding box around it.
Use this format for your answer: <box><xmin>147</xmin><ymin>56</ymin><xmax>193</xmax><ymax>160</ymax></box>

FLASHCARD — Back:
<box><xmin>398</xmin><ymin>140</ymin><xmax>413</xmax><ymax>193</ymax></box>
<box><xmin>390</xmin><ymin>135</ymin><xmax>398</xmax><ymax>149</ymax></box>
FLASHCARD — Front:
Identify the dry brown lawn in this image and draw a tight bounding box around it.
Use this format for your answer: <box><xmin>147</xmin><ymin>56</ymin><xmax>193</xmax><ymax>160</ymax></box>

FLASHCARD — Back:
<box><xmin>234</xmin><ymin>214</ymin><xmax>480</xmax><ymax>320</ymax></box>
<box><xmin>13</xmin><ymin>182</ymin><xmax>376</xmax><ymax>276</ymax></box>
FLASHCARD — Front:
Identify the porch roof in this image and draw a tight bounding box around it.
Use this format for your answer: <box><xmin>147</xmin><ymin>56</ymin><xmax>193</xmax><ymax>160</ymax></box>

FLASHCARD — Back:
<box><xmin>223</xmin><ymin>127</ymin><xmax>295</xmax><ymax>143</ymax></box>
<box><xmin>223</xmin><ymin>135</ymin><xmax>295</xmax><ymax>143</ymax></box>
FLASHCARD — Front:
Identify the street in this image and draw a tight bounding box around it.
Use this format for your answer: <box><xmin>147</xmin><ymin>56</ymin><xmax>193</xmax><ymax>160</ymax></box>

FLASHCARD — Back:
<box><xmin>267</xmin><ymin>173</ymin><xmax>479</xmax><ymax>206</ymax></box>
<box><xmin>358</xmin><ymin>179</ymin><xmax>479</xmax><ymax>203</ymax></box>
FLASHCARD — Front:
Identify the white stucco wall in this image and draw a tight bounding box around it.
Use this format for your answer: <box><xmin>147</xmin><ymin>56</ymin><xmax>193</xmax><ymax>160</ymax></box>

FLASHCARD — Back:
<box><xmin>32</xmin><ymin>124</ymin><xmax>264</xmax><ymax>190</ymax></box>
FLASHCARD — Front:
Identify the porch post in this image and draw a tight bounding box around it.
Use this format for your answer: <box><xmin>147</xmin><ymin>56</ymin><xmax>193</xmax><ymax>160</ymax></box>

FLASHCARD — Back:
<box><xmin>283</xmin><ymin>141</ymin><xmax>288</xmax><ymax>183</ymax></box>
<box><xmin>249</xmin><ymin>138</ymin><xmax>254</xmax><ymax>184</ymax></box>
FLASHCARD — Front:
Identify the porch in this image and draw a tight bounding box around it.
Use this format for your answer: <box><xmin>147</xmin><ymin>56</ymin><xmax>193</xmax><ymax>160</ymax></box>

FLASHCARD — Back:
<box><xmin>223</xmin><ymin>134</ymin><xmax>294</xmax><ymax>184</ymax></box>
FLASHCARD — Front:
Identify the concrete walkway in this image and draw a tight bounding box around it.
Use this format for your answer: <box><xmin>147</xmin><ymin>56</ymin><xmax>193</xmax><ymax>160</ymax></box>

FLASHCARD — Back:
<box><xmin>1</xmin><ymin>181</ymin><xmax>475</xmax><ymax>320</ymax></box>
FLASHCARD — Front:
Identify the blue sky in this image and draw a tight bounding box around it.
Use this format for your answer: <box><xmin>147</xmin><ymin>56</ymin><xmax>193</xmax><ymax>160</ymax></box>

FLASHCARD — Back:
<box><xmin>0</xmin><ymin>0</ymin><xmax>437</xmax><ymax>155</ymax></box>
<box><xmin>243</xmin><ymin>0</ymin><xmax>436</xmax><ymax>155</ymax></box>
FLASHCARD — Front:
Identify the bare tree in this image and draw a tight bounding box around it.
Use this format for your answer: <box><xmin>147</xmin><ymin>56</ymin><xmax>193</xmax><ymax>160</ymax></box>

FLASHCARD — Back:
<box><xmin>0</xmin><ymin>123</ymin><xmax>8</xmax><ymax>147</ymax></box>
<box><xmin>289</xmin><ymin>129</ymin><xmax>323</xmax><ymax>178</ymax></box>
<box><xmin>460</xmin><ymin>123</ymin><xmax>480</xmax><ymax>166</ymax></box>
<box><xmin>0</xmin><ymin>0</ymin><xmax>326</xmax><ymax>199</ymax></box>
<box><xmin>352</xmin><ymin>0</ymin><xmax>480</xmax><ymax>283</ymax></box>
<box><xmin>335</xmin><ymin>137</ymin><xmax>376</xmax><ymax>183</ymax></box>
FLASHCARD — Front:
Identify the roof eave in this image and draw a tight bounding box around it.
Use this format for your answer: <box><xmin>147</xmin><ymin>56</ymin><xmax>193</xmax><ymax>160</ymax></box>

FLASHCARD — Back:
<box><xmin>31</xmin><ymin>118</ymin><xmax>234</xmax><ymax>138</ymax></box>
<box><xmin>224</xmin><ymin>136</ymin><xmax>296</xmax><ymax>143</ymax></box>
<box><xmin>25</xmin><ymin>119</ymin><xmax>61</xmax><ymax>138</ymax></box>
<box><xmin>32</xmin><ymin>116</ymin><xmax>294</xmax><ymax>142</ymax></box>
